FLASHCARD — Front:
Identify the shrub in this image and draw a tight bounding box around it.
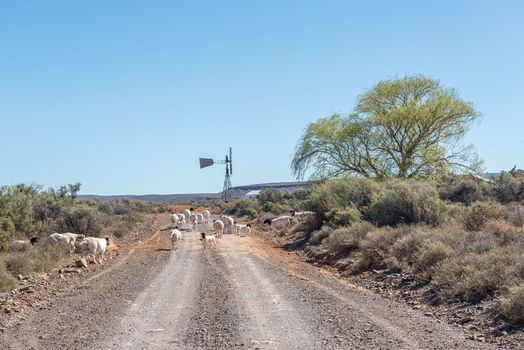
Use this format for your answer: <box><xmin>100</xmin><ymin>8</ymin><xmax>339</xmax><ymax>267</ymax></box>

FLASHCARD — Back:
<box><xmin>506</xmin><ymin>204</ymin><xmax>524</xmax><ymax>227</ymax></box>
<box><xmin>5</xmin><ymin>245</ymin><xmax>68</xmax><ymax>276</ymax></box>
<box><xmin>390</xmin><ymin>226</ymin><xmax>433</xmax><ymax>267</ymax></box>
<box><xmin>325</xmin><ymin>206</ymin><xmax>361</xmax><ymax>228</ymax></box>
<box><xmin>414</xmin><ymin>240</ymin><xmax>454</xmax><ymax>276</ymax></box>
<box><xmin>62</xmin><ymin>206</ymin><xmax>102</xmax><ymax>236</ymax></box>
<box><xmin>463</xmin><ymin>201</ymin><xmax>507</xmax><ymax>231</ymax></box>
<box><xmin>226</xmin><ymin>199</ymin><xmax>258</xmax><ymax>219</ymax></box>
<box><xmin>261</xmin><ymin>201</ymin><xmax>286</xmax><ymax>215</ymax></box>
<box><xmin>0</xmin><ymin>218</ymin><xmax>15</xmax><ymax>252</ymax></box>
<box><xmin>438</xmin><ymin>175</ymin><xmax>486</xmax><ymax>205</ymax></box>
<box><xmin>501</xmin><ymin>283</ymin><xmax>524</xmax><ymax>324</ymax></box>
<box><xmin>492</xmin><ymin>171</ymin><xmax>524</xmax><ymax>203</ymax></box>
<box><xmin>433</xmin><ymin>248</ymin><xmax>518</xmax><ymax>303</ymax></box>
<box><xmin>367</xmin><ymin>180</ymin><xmax>444</xmax><ymax>227</ymax></box>
<box><xmin>309</xmin><ymin>225</ymin><xmax>333</xmax><ymax>245</ymax></box>
<box><xmin>328</xmin><ymin>222</ymin><xmax>375</xmax><ymax>254</ymax></box>
<box><xmin>0</xmin><ymin>261</ymin><xmax>18</xmax><ymax>292</ymax></box>
<box><xmin>308</xmin><ymin>178</ymin><xmax>383</xmax><ymax>217</ymax></box>
<box><xmin>357</xmin><ymin>226</ymin><xmax>410</xmax><ymax>271</ymax></box>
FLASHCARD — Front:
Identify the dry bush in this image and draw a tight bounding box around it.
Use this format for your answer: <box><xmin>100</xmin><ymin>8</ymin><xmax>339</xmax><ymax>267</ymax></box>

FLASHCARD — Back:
<box><xmin>414</xmin><ymin>240</ymin><xmax>455</xmax><ymax>277</ymax></box>
<box><xmin>309</xmin><ymin>226</ymin><xmax>333</xmax><ymax>245</ymax></box>
<box><xmin>325</xmin><ymin>206</ymin><xmax>361</xmax><ymax>228</ymax></box>
<box><xmin>485</xmin><ymin>219</ymin><xmax>524</xmax><ymax>245</ymax></box>
<box><xmin>0</xmin><ymin>261</ymin><xmax>18</xmax><ymax>292</ymax></box>
<box><xmin>356</xmin><ymin>226</ymin><xmax>411</xmax><ymax>271</ymax></box>
<box><xmin>506</xmin><ymin>204</ymin><xmax>524</xmax><ymax>228</ymax></box>
<box><xmin>463</xmin><ymin>201</ymin><xmax>507</xmax><ymax>231</ymax></box>
<box><xmin>433</xmin><ymin>248</ymin><xmax>519</xmax><ymax>303</ymax></box>
<box><xmin>5</xmin><ymin>245</ymin><xmax>68</xmax><ymax>276</ymax></box>
<box><xmin>327</xmin><ymin>222</ymin><xmax>375</xmax><ymax>254</ymax></box>
<box><xmin>500</xmin><ymin>283</ymin><xmax>524</xmax><ymax>324</ymax></box>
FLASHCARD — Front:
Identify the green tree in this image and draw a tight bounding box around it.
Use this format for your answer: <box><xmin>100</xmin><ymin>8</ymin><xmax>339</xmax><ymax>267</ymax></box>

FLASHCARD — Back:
<box><xmin>292</xmin><ymin>76</ymin><xmax>481</xmax><ymax>180</ymax></box>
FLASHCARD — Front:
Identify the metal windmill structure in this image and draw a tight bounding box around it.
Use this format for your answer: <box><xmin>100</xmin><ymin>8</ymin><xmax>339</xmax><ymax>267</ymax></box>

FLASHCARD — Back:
<box><xmin>199</xmin><ymin>147</ymin><xmax>233</xmax><ymax>202</ymax></box>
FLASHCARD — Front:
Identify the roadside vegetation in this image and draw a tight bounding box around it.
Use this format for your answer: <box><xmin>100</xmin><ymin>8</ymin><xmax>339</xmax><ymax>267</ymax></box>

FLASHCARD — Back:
<box><xmin>240</xmin><ymin>76</ymin><xmax>524</xmax><ymax>327</ymax></box>
<box><xmin>0</xmin><ymin>183</ymin><xmax>154</xmax><ymax>292</ymax></box>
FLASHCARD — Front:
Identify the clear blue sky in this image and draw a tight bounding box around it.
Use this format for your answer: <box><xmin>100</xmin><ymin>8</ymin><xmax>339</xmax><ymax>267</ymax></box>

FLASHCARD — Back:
<box><xmin>1</xmin><ymin>1</ymin><xmax>523</xmax><ymax>195</ymax></box>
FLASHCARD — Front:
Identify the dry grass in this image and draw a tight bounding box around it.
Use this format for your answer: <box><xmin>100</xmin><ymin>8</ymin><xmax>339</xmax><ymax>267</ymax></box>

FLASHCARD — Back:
<box><xmin>0</xmin><ymin>259</ymin><xmax>18</xmax><ymax>292</ymax></box>
<box><xmin>4</xmin><ymin>245</ymin><xmax>68</xmax><ymax>276</ymax></box>
<box><xmin>327</xmin><ymin>222</ymin><xmax>375</xmax><ymax>254</ymax></box>
<box><xmin>501</xmin><ymin>283</ymin><xmax>524</xmax><ymax>324</ymax></box>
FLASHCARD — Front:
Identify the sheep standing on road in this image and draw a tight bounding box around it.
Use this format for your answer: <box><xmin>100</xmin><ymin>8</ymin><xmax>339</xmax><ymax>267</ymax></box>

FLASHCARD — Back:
<box><xmin>171</xmin><ymin>213</ymin><xmax>179</xmax><ymax>227</ymax></box>
<box><xmin>213</xmin><ymin>220</ymin><xmax>224</xmax><ymax>238</ymax></box>
<box><xmin>170</xmin><ymin>228</ymin><xmax>182</xmax><ymax>250</ymax></box>
<box><xmin>263</xmin><ymin>216</ymin><xmax>293</xmax><ymax>229</ymax></box>
<box><xmin>48</xmin><ymin>233</ymin><xmax>85</xmax><ymax>255</ymax></box>
<box><xmin>202</xmin><ymin>233</ymin><xmax>217</xmax><ymax>249</ymax></box>
<box><xmin>202</xmin><ymin>210</ymin><xmax>211</xmax><ymax>224</ymax></box>
<box><xmin>220</xmin><ymin>215</ymin><xmax>234</xmax><ymax>234</ymax></box>
<box><xmin>235</xmin><ymin>223</ymin><xmax>252</xmax><ymax>237</ymax></box>
<box><xmin>183</xmin><ymin>209</ymin><xmax>192</xmax><ymax>220</ymax></box>
<box><xmin>177</xmin><ymin>213</ymin><xmax>186</xmax><ymax>221</ymax></box>
<box><xmin>189</xmin><ymin>214</ymin><xmax>198</xmax><ymax>228</ymax></box>
<box><xmin>78</xmin><ymin>237</ymin><xmax>109</xmax><ymax>264</ymax></box>
<box><xmin>196</xmin><ymin>213</ymin><xmax>204</xmax><ymax>225</ymax></box>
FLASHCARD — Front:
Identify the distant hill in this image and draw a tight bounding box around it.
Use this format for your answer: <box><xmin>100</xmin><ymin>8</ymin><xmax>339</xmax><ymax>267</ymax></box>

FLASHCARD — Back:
<box><xmin>80</xmin><ymin>181</ymin><xmax>310</xmax><ymax>203</ymax></box>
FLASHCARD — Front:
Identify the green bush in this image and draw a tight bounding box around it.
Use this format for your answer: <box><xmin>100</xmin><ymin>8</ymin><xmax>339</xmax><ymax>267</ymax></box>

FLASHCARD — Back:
<box><xmin>501</xmin><ymin>283</ymin><xmax>524</xmax><ymax>324</ymax></box>
<box><xmin>308</xmin><ymin>178</ymin><xmax>383</xmax><ymax>217</ymax></box>
<box><xmin>0</xmin><ymin>218</ymin><xmax>15</xmax><ymax>252</ymax></box>
<box><xmin>463</xmin><ymin>201</ymin><xmax>508</xmax><ymax>231</ymax></box>
<box><xmin>367</xmin><ymin>180</ymin><xmax>444</xmax><ymax>227</ymax></box>
<box><xmin>225</xmin><ymin>199</ymin><xmax>258</xmax><ymax>219</ymax></box>
<box><xmin>325</xmin><ymin>206</ymin><xmax>361</xmax><ymax>228</ymax></box>
<box><xmin>414</xmin><ymin>240</ymin><xmax>454</xmax><ymax>276</ymax></box>
<box><xmin>328</xmin><ymin>222</ymin><xmax>375</xmax><ymax>254</ymax></box>
<box><xmin>62</xmin><ymin>206</ymin><xmax>102</xmax><ymax>236</ymax></box>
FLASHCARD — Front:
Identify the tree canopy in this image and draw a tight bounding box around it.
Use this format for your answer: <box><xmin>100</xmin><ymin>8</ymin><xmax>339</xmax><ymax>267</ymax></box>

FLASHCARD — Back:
<box><xmin>292</xmin><ymin>76</ymin><xmax>481</xmax><ymax>180</ymax></box>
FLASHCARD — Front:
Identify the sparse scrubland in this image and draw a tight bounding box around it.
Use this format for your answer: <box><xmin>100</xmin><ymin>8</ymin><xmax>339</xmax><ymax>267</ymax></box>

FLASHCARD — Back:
<box><xmin>240</xmin><ymin>171</ymin><xmax>524</xmax><ymax>328</ymax></box>
<box><xmin>0</xmin><ymin>183</ymin><xmax>154</xmax><ymax>292</ymax></box>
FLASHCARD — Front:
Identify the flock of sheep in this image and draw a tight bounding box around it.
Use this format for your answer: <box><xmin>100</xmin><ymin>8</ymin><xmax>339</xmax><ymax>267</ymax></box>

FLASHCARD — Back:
<box><xmin>167</xmin><ymin>207</ymin><xmax>315</xmax><ymax>251</ymax></box>
<box><xmin>167</xmin><ymin>207</ymin><xmax>253</xmax><ymax>250</ymax></box>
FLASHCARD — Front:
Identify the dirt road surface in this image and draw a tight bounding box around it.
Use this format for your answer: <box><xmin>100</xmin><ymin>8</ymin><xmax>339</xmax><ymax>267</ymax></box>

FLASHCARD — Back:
<box><xmin>1</xmin><ymin>217</ymin><xmax>500</xmax><ymax>349</ymax></box>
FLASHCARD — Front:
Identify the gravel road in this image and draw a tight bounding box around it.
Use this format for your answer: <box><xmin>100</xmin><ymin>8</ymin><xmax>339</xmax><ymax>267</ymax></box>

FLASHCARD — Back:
<box><xmin>1</xmin><ymin>217</ymin><xmax>501</xmax><ymax>349</ymax></box>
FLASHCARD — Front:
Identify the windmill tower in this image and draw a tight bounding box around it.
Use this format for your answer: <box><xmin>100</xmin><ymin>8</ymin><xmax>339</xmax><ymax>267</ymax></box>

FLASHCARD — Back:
<box><xmin>199</xmin><ymin>147</ymin><xmax>234</xmax><ymax>202</ymax></box>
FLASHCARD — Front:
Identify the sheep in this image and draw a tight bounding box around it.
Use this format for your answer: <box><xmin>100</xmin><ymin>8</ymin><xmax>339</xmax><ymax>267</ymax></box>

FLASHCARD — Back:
<box><xmin>202</xmin><ymin>233</ymin><xmax>217</xmax><ymax>249</ymax></box>
<box><xmin>183</xmin><ymin>209</ymin><xmax>192</xmax><ymax>219</ymax></box>
<box><xmin>78</xmin><ymin>237</ymin><xmax>109</xmax><ymax>264</ymax></box>
<box><xmin>170</xmin><ymin>228</ymin><xmax>182</xmax><ymax>250</ymax></box>
<box><xmin>48</xmin><ymin>232</ymin><xmax>86</xmax><ymax>255</ymax></box>
<box><xmin>189</xmin><ymin>214</ymin><xmax>198</xmax><ymax>228</ymax></box>
<box><xmin>213</xmin><ymin>220</ymin><xmax>224</xmax><ymax>238</ymax></box>
<box><xmin>202</xmin><ymin>210</ymin><xmax>211</xmax><ymax>224</ymax></box>
<box><xmin>235</xmin><ymin>223</ymin><xmax>252</xmax><ymax>237</ymax></box>
<box><xmin>10</xmin><ymin>237</ymin><xmax>39</xmax><ymax>250</ymax></box>
<box><xmin>220</xmin><ymin>215</ymin><xmax>234</xmax><ymax>234</ymax></box>
<box><xmin>263</xmin><ymin>216</ymin><xmax>293</xmax><ymax>229</ymax></box>
<box><xmin>196</xmin><ymin>213</ymin><xmax>204</xmax><ymax>224</ymax></box>
<box><xmin>177</xmin><ymin>213</ymin><xmax>186</xmax><ymax>221</ymax></box>
<box><xmin>290</xmin><ymin>210</ymin><xmax>315</xmax><ymax>218</ymax></box>
<box><xmin>171</xmin><ymin>213</ymin><xmax>179</xmax><ymax>226</ymax></box>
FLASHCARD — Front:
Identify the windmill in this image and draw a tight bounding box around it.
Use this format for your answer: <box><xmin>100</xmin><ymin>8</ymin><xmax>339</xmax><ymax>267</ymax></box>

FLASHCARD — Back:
<box><xmin>199</xmin><ymin>147</ymin><xmax>233</xmax><ymax>202</ymax></box>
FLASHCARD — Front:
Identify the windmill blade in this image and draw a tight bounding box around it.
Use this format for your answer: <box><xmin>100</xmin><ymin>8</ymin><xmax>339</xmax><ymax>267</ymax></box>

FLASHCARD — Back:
<box><xmin>199</xmin><ymin>158</ymin><xmax>214</xmax><ymax>168</ymax></box>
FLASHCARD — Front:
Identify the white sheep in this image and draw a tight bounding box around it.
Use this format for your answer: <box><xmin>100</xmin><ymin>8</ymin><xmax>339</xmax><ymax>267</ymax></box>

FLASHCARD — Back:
<box><xmin>48</xmin><ymin>232</ymin><xmax>86</xmax><ymax>255</ymax></box>
<box><xmin>10</xmin><ymin>237</ymin><xmax>39</xmax><ymax>250</ymax></box>
<box><xmin>220</xmin><ymin>215</ymin><xmax>234</xmax><ymax>234</ymax></box>
<box><xmin>290</xmin><ymin>210</ymin><xmax>315</xmax><ymax>218</ymax></box>
<box><xmin>183</xmin><ymin>209</ymin><xmax>192</xmax><ymax>220</ymax></box>
<box><xmin>263</xmin><ymin>216</ymin><xmax>293</xmax><ymax>229</ymax></box>
<box><xmin>202</xmin><ymin>210</ymin><xmax>211</xmax><ymax>224</ymax></box>
<box><xmin>177</xmin><ymin>213</ymin><xmax>186</xmax><ymax>221</ymax></box>
<box><xmin>202</xmin><ymin>233</ymin><xmax>217</xmax><ymax>249</ymax></box>
<box><xmin>170</xmin><ymin>228</ymin><xmax>182</xmax><ymax>250</ymax></box>
<box><xmin>189</xmin><ymin>214</ymin><xmax>198</xmax><ymax>228</ymax></box>
<box><xmin>213</xmin><ymin>220</ymin><xmax>224</xmax><ymax>238</ymax></box>
<box><xmin>235</xmin><ymin>223</ymin><xmax>252</xmax><ymax>236</ymax></box>
<box><xmin>196</xmin><ymin>213</ymin><xmax>204</xmax><ymax>224</ymax></box>
<box><xmin>78</xmin><ymin>237</ymin><xmax>109</xmax><ymax>264</ymax></box>
<box><xmin>171</xmin><ymin>213</ymin><xmax>179</xmax><ymax>226</ymax></box>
